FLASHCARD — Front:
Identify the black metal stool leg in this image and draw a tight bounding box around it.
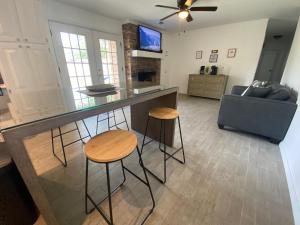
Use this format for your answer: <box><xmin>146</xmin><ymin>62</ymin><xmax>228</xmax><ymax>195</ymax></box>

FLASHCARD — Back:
<box><xmin>82</xmin><ymin>119</ymin><xmax>92</xmax><ymax>140</ymax></box>
<box><xmin>121</xmin><ymin>108</ymin><xmax>130</xmax><ymax>130</ymax></box>
<box><xmin>112</xmin><ymin>110</ymin><xmax>118</xmax><ymax>129</ymax></box>
<box><xmin>120</xmin><ymin>160</ymin><xmax>126</xmax><ymax>183</ymax></box>
<box><xmin>53</xmin><ymin>127</ymin><xmax>67</xmax><ymax>167</ymax></box>
<box><xmin>51</xmin><ymin>129</ymin><xmax>55</xmax><ymax>155</ymax></box>
<box><xmin>96</xmin><ymin>115</ymin><xmax>100</xmax><ymax>135</ymax></box>
<box><xmin>85</xmin><ymin>158</ymin><xmax>89</xmax><ymax>214</ymax></box>
<box><xmin>75</xmin><ymin>121</ymin><xmax>85</xmax><ymax>144</ymax></box>
<box><xmin>178</xmin><ymin>116</ymin><xmax>186</xmax><ymax>164</ymax></box>
<box><xmin>107</xmin><ymin>112</ymin><xmax>111</xmax><ymax>131</ymax></box>
<box><xmin>106</xmin><ymin>163</ymin><xmax>114</xmax><ymax>225</ymax></box>
<box><xmin>163</xmin><ymin>120</ymin><xmax>167</xmax><ymax>183</ymax></box>
<box><xmin>141</xmin><ymin>116</ymin><xmax>150</xmax><ymax>155</ymax></box>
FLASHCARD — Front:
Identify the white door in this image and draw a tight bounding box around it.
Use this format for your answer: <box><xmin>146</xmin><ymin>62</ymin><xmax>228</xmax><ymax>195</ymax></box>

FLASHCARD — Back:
<box><xmin>50</xmin><ymin>22</ymin><xmax>99</xmax><ymax>109</ymax></box>
<box><xmin>93</xmin><ymin>31</ymin><xmax>125</xmax><ymax>87</ymax></box>
<box><xmin>14</xmin><ymin>0</ymin><xmax>48</xmax><ymax>44</ymax></box>
<box><xmin>50</xmin><ymin>22</ymin><xmax>125</xmax><ymax>109</ymax></box>
<box><xmin>0</xmin><ymin>0</ymin><xmax>22</xmax><ymax>42</ymax></box>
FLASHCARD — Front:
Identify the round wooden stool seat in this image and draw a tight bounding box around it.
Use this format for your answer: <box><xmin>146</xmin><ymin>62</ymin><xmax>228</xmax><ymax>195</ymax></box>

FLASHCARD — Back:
<box><xmin>84</xmin><ymin>130</ymin><xmax>137</xmax><ymax>163</ymax></box>
<box><xmin>149</xmin><ymin>107</ymin><xmax>179</xmax><ymax>120</ymax></box>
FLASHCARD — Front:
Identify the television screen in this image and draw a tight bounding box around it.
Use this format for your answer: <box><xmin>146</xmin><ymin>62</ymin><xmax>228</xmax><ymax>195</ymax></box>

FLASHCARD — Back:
<box><xmin>138</xmin><ymin>25</ymin><xmax>162</xmax><ymax>52</ymax></box>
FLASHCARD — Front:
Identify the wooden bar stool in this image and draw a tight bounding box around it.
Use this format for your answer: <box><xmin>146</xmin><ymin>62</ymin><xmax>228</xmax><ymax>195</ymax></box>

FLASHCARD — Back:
<box><xmin>51</xmin><ymin>120</ymin><xmax>91</xmax><ymax>167</ymax></box>
<box><xmin>141</xmin><ymin>107</ymin><xmax>186</xmax><ymax>184</ymax></box>
<box><xmin>84</xmin><ymin>130</ymin><xmax>155</xmax><ymax>225</ymax></box>
<box><xmin>95</xmin><ymin>108</ymin><xmax>129</xmax><ymax>135</ymax></box>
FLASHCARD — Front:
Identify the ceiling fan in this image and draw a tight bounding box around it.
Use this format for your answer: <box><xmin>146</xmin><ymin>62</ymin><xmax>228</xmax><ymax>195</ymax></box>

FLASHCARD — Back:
<box><xmin>156</xmin><ymin>0</ymin><xmax>218</xmax><ymax>24</ymax></box>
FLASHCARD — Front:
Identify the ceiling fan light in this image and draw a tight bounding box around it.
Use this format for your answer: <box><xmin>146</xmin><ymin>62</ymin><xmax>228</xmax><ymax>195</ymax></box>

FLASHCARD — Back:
<box><xmin>178</xmin><ymin>10</ymin><xmax>189</xmax><ymax>19</ymax></box>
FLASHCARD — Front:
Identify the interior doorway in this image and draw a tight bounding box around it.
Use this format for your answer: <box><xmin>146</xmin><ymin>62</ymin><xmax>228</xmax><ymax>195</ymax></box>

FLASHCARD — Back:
<box><xmin>254</xmin><ymin>19</ymin><xmax>297</xmax><ymax>83</ymax></box>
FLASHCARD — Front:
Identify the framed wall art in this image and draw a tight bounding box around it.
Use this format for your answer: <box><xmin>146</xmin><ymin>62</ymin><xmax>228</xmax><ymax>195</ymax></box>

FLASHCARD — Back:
<box><xmin>209</xmin><ymin>54</ymin><xmax>218</xmax><ymax>63</ymax></box>
<box><xmin>227</xmin><ymin>48</ymin><xmax>237</xmax><ymax>58</ymax></box>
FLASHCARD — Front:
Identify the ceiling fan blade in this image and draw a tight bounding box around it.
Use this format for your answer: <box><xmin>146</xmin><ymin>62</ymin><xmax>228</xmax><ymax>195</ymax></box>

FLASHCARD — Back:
<box><xmin>160</xmin><ymin>12</ymin><xmax>179</xmax><ymax>21</ymax></box>
<box><xmin>185</xmin><ymin>0</ymin><xmax>198</xmax><ymax>7</ymax></box>
<box><xmin>190</xmin><ymin>6</ymin><xmax>218</xmax><ymax>11</ymax></box>
<box><xmin>155</xmin><ymin>5</ymin><xmax>179</xmax><ymax>10</ymax></box>
<box><xmin>177</xmin><ymin>0</ymin><xmax>187</xmax><ymax>8</ymax></box>
<box><xmin>186</xmin><ymin>13</ymin><xmax>193</xmax><ymax>22</ymax></box>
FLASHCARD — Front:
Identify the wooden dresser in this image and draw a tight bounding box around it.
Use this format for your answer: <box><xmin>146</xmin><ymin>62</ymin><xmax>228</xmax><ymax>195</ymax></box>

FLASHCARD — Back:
<box><xmin>187</xmin><ymin>74</ymin><xmax>229</xmax><ymax>99</ymax></box>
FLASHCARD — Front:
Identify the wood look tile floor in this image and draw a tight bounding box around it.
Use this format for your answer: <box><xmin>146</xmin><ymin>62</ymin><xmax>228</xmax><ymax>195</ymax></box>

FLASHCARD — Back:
<box><xmin>29</xmin><ymin>95</ymin><xmax>294</xmax><ymax>225</ymax></box>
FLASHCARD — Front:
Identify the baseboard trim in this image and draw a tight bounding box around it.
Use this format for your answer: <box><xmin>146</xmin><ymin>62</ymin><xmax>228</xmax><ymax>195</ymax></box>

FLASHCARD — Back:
<box><xmin>280</xmin><ymin>141</ymin><xmax>300</xmax><ymax>225</ymax></box>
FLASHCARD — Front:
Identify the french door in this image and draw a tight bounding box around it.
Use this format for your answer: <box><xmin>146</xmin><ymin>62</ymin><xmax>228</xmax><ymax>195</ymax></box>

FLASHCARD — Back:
<box><xmin>50</xmin><ymin>22</ymin><xmax>124</xmax><ymax>109</ymax></box>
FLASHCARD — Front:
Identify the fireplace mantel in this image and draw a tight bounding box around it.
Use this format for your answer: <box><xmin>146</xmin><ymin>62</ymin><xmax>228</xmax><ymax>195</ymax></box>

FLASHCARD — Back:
<box><xmin>131</xmin><ymin>50</ymin><xmax>163</xmax><ymax>59</ymax></box>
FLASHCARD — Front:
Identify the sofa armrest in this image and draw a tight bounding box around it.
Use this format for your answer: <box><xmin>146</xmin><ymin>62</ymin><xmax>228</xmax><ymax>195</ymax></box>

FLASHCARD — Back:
<box><xmin>231</xmin><ymin>86</ymin><xmax>248</xmax><ymax>95</ymax></box>
<box><xmin>218</xmin><ymin>95</ymin><xmax>297</xmax><ymax>141</ymax></box>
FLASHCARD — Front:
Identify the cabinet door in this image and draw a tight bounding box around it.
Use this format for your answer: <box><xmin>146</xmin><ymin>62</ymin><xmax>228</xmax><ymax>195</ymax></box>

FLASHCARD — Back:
<box><xmin>26</xmin><ymin>44</ymin><xmax>66</xmax><ymax>116</ymax></box>
<box><xmin>15</xmin><ymin>0</ymin><xmax>47</xmax><ymax>44</ymax></box>
<box><xmin>0</xmin><ymin>0</ymin><xmax>22</xmax><ymax>42</ymax></box>
<box><xmin>26</xmin><ymin>44</ymin><xmax>61</xmax><ymax>88</ymax></box>
<box><xmin>0</xmin><ymin>43</ymin><xmax>43</xmax><ymax>121</ymax></box>
<box><xmin>0</xmin><ymin>43</ymin><xmax>36</xmax><ymax>90</ymax></box>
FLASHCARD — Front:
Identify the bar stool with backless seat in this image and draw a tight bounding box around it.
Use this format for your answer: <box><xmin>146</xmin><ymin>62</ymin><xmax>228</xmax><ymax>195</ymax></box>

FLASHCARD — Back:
<box><xmin>141</xmin><ymin>107</ymin><xmax>185</xmax><ymax>184</ymax></box>
<box><xmin>95</xmin><ymin>108</ymin><xmax>129</xmax><ymax>134</ymax></box>
<box><xmin>84</xmin><ymin>129</ymin><xmax>155</xmax><ymax>225</ymax></box>
<box><xmin>51</xmin><ymin>120</ymin><xmax>92</xmax><ymax>167</ymax></box>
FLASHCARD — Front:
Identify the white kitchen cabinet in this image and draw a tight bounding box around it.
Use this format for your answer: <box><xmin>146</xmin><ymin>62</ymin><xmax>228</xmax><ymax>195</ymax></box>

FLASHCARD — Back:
<box><xmin>0</xmin><ymin>43</ymin><xmax>65</xmax><ymax>122</ymax></box>
<box><xmin>26</xmin><ymin>44</ymin><xmax>60</xmax><ymax>88</ymax></box>
<box><xmin>0</xmin><ymin>43</ymin><xmax>35</xmax><ymax>90</ymax></box>
<box><xmin>15</xmin><ymin>0</ymin><xmax>48</xmax><ymax>44</ymax></box>
<box><xmin>0</xmin><ymin>0</ymin><xmax>47</xmax><ymax>44</ymax></box>
<box><xmin>0</xmin><ymin>0</ymin><xmax>22</xmax><ymax>42</ymax></box>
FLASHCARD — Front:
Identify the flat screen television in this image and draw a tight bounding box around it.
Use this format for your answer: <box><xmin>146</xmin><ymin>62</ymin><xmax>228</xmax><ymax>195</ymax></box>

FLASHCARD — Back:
<box><xmin>138</xmin><ymin>25</ymin><xmax>162</xmax><ymax>53</ymax></box>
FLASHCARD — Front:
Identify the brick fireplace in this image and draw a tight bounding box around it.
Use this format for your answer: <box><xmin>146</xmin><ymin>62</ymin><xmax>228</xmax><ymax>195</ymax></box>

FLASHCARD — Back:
<box><xmin>122</xmin><ymin>23</ymin><xmax>161</xmax><ymax>88</ymax></box>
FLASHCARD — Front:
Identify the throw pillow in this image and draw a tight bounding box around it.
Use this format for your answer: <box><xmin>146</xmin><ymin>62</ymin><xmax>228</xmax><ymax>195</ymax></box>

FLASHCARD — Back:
<box><xmin>242</xmin><ymin>86</ymin><xmax>271</xmax><ymax>98</ymax></box>
<box><xmin>266</xmin><ymin>87</ymin><xmax>291</xmax><ymax>101</ymax></box>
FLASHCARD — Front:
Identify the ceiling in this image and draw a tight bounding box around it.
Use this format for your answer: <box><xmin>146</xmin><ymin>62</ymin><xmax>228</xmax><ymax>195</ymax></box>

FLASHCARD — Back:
<box><xmin>53</xmin><ymin>0</ymin><xmax>300</xmax><ymax>32</ymax></box>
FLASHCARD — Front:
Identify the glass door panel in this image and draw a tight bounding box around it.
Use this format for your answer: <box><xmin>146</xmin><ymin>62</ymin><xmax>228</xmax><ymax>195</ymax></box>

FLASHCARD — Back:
<box><xmin>50</xmin><ymin>22</ymin><xmax>99</xmax><ymax>110</ymax></box>
<box><xmin>99</xmin><ymin>39</ymin><xmax>120</xmax><ymax>86</ymax></box>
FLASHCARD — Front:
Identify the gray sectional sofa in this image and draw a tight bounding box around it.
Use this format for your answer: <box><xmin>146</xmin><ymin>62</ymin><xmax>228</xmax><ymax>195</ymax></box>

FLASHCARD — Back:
<box><xmin>217</xmin><ymin>85</ymin><xmax>297</xmax><ymax>144</ymax></box>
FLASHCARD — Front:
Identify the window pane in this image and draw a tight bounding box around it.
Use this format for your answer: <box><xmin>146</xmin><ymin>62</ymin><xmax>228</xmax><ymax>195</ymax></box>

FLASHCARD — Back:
<box><xmin>67</xmin><ymin>63</ymin><xmax>76</xmax><ymax>77</ymax></box>
<box><xmin>60</xmin><ymin>32</ymin><xmax>70</xmax><ymax>48</ymax></box>
<box><xmin>75</xmin><ymin>63</ymin><xmax>84</xmax><ymax>76</ymax></box>
<box><xmin>107</xmin><ymin>52</ymin><xmax>112</xmax><ymax>63</ymax></box>
<box><xmin>111</xmin><ymin>41</ymin><xmax>117</xmax><ymax>52</ymax></box>
<box><xmin>78</xmin><ymin>35</ymin><xmax>87</xmax><ymax>49</ymax></box>
<box><xmin>101</xmin><ymin>52</ymin><xmax>107</xmax><ymax>63</ymax></box>
<box><xmin>70</xmin><ymin>77</ymin><xmax>78</xmax><ymax>88</ymax></box>
<box><xmin>63</xmin><ymin>48</ymin><xmax>73</xmax><ymax>62</ymax></box>
<box><xmin>72</xmin><ymin>49</ymin><xmax>81</xmax><ymax>63</ymax></box>
<box><xmin>83</xmin><ymin>64</ymin><xmax>90</xmax><ymax>76</ymax></box>
<box><xmin>103</xmin><ymin>64</ymin><xmax>108</xmax><ymax>76</ymax></box>
<box><xmin>80</xmin><ymin>50</ymin><xmax>88</xmax><ymax>63</ymax></box>
<box><xmin>85</xmin><ymin>77</ymin><xmax>92</xmax><ymax>86</ymax></box>
<box><xmin>70</xmin><ymin>34</ymin><xmax>79</xmax><ymax>48</ymax></box>
<box><xmin>78</xmin><ymin>77</ymin><xmax>86</xmax><ymax>87</ymax></box>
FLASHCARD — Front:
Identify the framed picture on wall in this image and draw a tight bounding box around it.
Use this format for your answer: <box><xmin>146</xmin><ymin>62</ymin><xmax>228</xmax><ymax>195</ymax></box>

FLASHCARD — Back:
<box><xmin>227</xmin><ymin>48</ymin><xmax>237</xmax><ymax>58</ymax></box>
<box><xmin>209</xmin><ymin>54</ymin><xmax>218</xmax><ymax>63</ymax></box>
<box><xmin>196</xmin><ymin>51</ymin><xmax>202</xmax><ymax>59</ymax></box>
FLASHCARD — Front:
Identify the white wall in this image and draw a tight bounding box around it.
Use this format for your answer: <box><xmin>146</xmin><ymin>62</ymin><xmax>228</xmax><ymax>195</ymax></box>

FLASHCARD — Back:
<box><xmin>280</xmin><ymin>16</ymin><xmax>300</xmax><ymax>225</ymax></box>
<box><xmin>161</xmin><ymin>19</ymin><xmax>268</xmax><ymax>94</ymax></box>
<box><xmin>41</xmin><ymin>0</ymin><xmax>122</xmax><ymax>35</ymax></box>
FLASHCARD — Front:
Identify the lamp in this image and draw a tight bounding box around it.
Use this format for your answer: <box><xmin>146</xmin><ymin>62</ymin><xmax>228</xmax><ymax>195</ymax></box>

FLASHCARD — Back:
<box><xmin>178</xmin><ymin>10</ymin><xmax>189</xmax><ymax>19</ymax></box>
